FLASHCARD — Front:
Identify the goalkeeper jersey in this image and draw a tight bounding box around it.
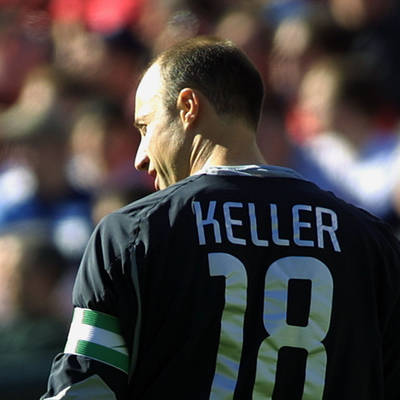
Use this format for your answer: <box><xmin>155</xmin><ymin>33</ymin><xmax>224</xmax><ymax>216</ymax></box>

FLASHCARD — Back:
<box><xmin>42</xmin><ymin>165</ymin><xmax>400</xmax><ymax>399</ymax></box>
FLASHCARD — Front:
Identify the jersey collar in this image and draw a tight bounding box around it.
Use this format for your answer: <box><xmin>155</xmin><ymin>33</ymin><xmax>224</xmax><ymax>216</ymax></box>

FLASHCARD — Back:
<box><xmin>195</xmin><ymin>164</ymin><xmax>305</xmax><ymax>180</ymax></box>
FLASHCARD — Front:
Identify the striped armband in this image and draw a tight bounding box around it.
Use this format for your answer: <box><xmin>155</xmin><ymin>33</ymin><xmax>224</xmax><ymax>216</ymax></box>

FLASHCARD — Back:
<box><xmin>64</xmin><ymin>308</ymin><xmax>129</xmax><ymax>374</ymax></box>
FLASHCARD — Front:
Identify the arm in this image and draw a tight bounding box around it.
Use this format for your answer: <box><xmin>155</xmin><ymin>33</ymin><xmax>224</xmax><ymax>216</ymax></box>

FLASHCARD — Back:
<box><xmin>41</xmin><ymin>213</ymin><xmax>139</xmax><ymax>399</ymax></box>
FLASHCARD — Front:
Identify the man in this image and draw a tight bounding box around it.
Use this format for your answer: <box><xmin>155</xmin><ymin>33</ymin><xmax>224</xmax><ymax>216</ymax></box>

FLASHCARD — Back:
<box><xmin>42</xmin><ymin>36</ymin><xmax>400</xmax><ymax>399</ymax></box>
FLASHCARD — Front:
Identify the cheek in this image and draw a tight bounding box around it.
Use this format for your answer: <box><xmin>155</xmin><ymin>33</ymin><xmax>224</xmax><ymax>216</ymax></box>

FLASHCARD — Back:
<box><xmin>149</xmin><ymin>125</ymin><xmax>170</xmax><ymax>153</ymax></box>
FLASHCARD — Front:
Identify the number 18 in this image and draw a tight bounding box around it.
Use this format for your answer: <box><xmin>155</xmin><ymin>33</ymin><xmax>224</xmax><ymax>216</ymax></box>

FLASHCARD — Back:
<box><xmin>208</xmin><ymin>254</ymin><xmax>333</xmax><ymax>399</ymax></box>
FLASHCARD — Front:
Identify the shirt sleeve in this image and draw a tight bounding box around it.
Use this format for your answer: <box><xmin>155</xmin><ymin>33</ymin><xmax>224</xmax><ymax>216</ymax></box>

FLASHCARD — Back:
<box><xmin>41</xmin><ymin>212</ymin><xmax>139</xmax><ymax>399</ymax></box>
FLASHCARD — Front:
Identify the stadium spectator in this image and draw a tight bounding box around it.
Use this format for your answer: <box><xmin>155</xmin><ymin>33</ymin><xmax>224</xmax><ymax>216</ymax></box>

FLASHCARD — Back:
<box><xmin>0</xmin><ymin>232</ymin><xmax>68</xmax><ymax>400</ymax></box>
<box><xmin>298</xmin><ymin>56</ymin><xmax>400</xmax><ymax>229</ymax></box>
<box><xmin>0</xmin><ymin>82</ymin><xmax>93</xmax><ymax>267</ymax></box>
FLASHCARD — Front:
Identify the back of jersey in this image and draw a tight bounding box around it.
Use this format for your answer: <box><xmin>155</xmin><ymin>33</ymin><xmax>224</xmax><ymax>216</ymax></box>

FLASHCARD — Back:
<box><xmin>130</xmin><ymin>166</ymin><xmax>400</xmax><ymax>400</ymax></box>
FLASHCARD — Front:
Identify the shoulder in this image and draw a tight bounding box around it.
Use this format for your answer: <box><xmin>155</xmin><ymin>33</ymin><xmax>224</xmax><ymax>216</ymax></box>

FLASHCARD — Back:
<box><xmin>103</xmin><ymin>174</ymin><xmax>212</xmax><ymax>222</ymax></box>
<box><xmin>92</xmin><ymin>174</ymin><xmax>207</xmax><ymax>241</ymax></box>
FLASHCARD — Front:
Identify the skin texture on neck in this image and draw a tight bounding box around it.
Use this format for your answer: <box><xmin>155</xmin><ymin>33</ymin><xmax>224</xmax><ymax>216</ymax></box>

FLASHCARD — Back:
<box><xmin>189</xmin><ymin>125</ymin><xmax>266</xmax><ymax>175</ymax></box>
<box><xmin>180</xmin><ymin>90</ymin><xmax>266</xmax><ymax>176</ymax></box>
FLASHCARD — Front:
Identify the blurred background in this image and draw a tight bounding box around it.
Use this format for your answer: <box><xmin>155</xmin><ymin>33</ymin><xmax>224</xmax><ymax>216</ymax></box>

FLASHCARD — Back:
<box><xmin>0</xmin><ymin>0</ymin><xmax>399</xmax><ymax>398</ymax></box>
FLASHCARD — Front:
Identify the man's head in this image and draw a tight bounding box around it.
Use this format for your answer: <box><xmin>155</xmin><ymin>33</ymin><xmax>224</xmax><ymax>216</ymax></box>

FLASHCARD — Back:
<box><xmin>155</xmin><ymin>36</ymin><xmax>264</xmax><ymax>129</ymax></box>
<box><xmin>134</xmin><ymin>36</ymin><xmax>264</xmax><ymax>190</ymax></box>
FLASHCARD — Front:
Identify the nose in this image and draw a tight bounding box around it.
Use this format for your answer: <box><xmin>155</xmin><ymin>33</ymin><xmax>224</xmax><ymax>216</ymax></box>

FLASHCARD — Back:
<box><xmin>134</xmin><ymin>140</ymin><xmax>149</xmax><ymax>171</ymax></box>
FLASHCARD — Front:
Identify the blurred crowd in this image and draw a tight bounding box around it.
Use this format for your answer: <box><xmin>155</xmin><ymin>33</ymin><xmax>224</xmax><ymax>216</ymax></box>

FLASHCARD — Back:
<box><xmin>0</xmin><ymin>0</ymin><xmax>400</xmax><ymax>397</ymax></box>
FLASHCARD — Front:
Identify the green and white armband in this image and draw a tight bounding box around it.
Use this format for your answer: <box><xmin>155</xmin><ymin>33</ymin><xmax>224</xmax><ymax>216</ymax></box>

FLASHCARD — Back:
<box><xmin>64</xmin><ymin>308</ymin><xmax>129</xmax><ymax>374</ymax></box>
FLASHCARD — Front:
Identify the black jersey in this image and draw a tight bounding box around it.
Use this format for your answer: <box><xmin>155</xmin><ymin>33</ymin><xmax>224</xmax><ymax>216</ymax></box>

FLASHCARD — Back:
<box><xmin>42</xmin><ymin>165</ymin><xmax>400</xmax><ymax>400</ymax></box>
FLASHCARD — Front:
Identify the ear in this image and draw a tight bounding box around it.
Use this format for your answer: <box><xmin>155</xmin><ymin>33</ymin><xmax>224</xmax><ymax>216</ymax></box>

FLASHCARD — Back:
<box><xmin>176</xmin><ymin>88</ymin><xmax>199</xmax><ymax>130</ymax></box>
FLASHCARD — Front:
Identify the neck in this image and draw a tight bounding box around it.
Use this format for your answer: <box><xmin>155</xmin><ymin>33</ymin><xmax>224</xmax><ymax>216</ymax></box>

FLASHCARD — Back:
<box><xmin>189</xmin><ymin>124</ymin><xmax>266</xmax><ymax>175</ymax></box>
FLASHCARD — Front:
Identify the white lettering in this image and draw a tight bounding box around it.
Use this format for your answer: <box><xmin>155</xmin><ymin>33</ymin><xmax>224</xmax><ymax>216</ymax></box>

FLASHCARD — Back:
<box><xmin>193</xmin><ymin>201</ymin><xmax>222</xmax><ymax>245</ymax></box>
<box><xmin>223</xmin><ymin>202</ymin><xmax>246</xmax><ymax>245</ymax></box>
<box><xmin>192</xmin><ymin>201</ymin><xmax>341</xmax><ymax>251</ymax></box>
<box><xmin>293</xmin><ymin>204</ymin><xmax>314</xmax><ymax>247</ymax></box>
<box><xmin>270</xmin><ymin>204</ymin><xmax>289</xmax><ymax>246</ymax></box>
<box><xmin>316</xmin><ymin>207</ymin><xmax>341</xmax><ymax>252</ymax></box>
<box><xmin>249</xmin><ymin>203</ymin><xmax>268</xmax><ymax>247</ymax></box>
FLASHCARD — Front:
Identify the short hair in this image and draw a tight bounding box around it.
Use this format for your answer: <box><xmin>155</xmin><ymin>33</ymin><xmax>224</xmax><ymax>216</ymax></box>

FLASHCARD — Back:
<box><xmin>154</xmin><ymin>36</ymin><xmax>264</xmax><ymax>129</ymax></box>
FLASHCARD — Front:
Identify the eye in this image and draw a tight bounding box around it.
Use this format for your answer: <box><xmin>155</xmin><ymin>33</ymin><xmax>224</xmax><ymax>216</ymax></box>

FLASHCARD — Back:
<box><xmin>136</xmin><ymin>124</ymin><xmax>147</xmax><ymax>136</ymax></box>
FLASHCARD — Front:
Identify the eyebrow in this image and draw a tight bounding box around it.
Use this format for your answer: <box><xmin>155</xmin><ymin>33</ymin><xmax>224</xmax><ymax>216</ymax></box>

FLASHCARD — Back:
<box><xmin>133</xmin><ymin>112</ymin><xmax>150</xmax><ymax>129</ymax></box>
